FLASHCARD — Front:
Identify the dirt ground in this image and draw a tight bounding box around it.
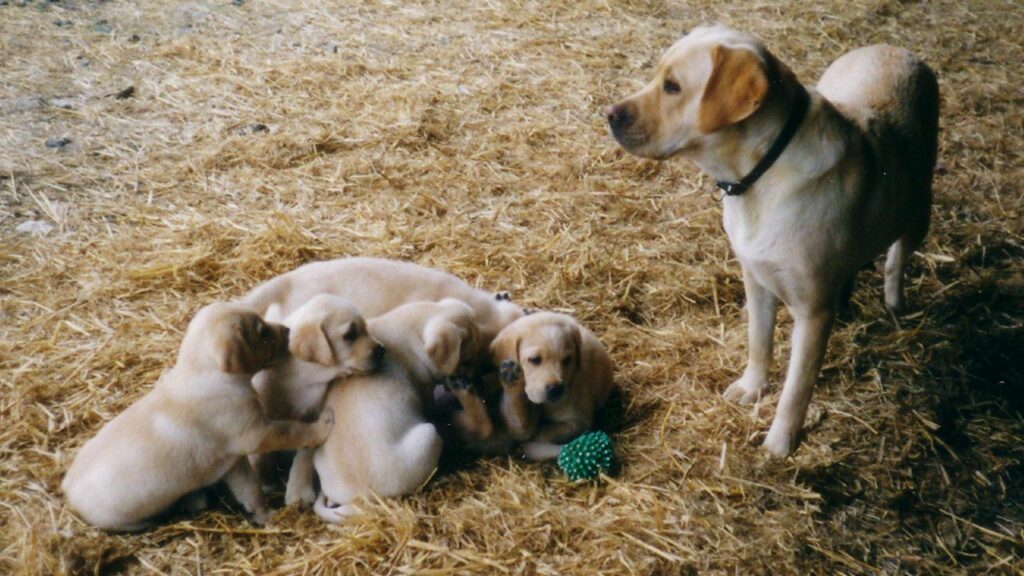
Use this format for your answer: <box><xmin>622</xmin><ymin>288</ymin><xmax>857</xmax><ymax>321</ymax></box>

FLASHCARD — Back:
<box><xmin>1</xmin><ymin>0</ymin><xmax>1022</xmax><ymax>574</ymax></box>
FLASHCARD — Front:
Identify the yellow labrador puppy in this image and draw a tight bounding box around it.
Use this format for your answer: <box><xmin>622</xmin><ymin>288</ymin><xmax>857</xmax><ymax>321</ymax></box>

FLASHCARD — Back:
<box><xmin>607</xmin><ymin>25</ymin><xmax>938</xmax><ymax>455</ymax></box>
<box><xmin>61</xmin><ymin>302</ymin><xmax>334</xmax><ymax>531</ymax></box>
<box><xmin>285</xmin><ymin>299</ymin><xmax>479</xmax><ymax>521</ymax></box>
<box><xmin>242</xmin><ymin>257</ymin><xmax>524</xmax><ymax>356</ymax></box>
<box><xmin>252</xmin><ymin>294</ymin><xmax>384</xmax><ymax>422</ymax></box>
<box><xmin>490</xmin><ymin>312</ymin><xmax>614</xmax><ymax>460</ymax></box>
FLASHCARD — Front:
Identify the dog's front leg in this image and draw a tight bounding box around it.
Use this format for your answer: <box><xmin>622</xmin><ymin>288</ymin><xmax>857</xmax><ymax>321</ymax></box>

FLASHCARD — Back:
<box><xmin>763</xmin><ymin>309</ymin><xmax>834</xmax><ymax>456</ymax></box>
<box><xmin>284</xmin><ymin>448</ymin><xmax>317</xmax><ymax>507</ymax></box>
<box><xmin>724</xmin><ymin>269</ymin><xmax>778</xmax><ymax>404</ymax></box>
<box><xmin>223</xmin><ymin>458</ymin><xmax>270</xmax><ymax>525</ymax></box>
<box><xmin>253</xmin><ymin>408</ymin><xmax>334</xmax><ymax>454</ymax></box>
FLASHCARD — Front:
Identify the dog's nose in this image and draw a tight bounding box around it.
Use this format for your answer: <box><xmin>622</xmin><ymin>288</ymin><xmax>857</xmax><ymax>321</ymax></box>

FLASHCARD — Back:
<box><xmin>372</xmin><ymin>344</ymin><xmax>386</xmax><ymax>363</ymax></box>
<box><xmin>605</xmin><ymin>103</ymin><xmax>633</xmax><ymax>132</ymax></box>
<box><xmin>546</xmin><ymin>383</ymin><xmax>566</xmax><ymax>402</ymax></box>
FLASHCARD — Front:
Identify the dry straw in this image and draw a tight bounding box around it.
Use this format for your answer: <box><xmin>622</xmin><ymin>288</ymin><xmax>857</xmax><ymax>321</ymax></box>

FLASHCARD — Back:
<box><xmin>1</xmin><ymin>0</ymin><xmax>1021</xmax><ymax>574</ymax></box>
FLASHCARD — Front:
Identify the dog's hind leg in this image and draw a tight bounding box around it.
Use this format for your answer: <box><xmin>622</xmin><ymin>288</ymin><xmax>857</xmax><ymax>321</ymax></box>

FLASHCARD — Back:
<box><xmin>884</xmin><ymin>201</ymin><xmax>930</xmax><ymax>314</ymax></box>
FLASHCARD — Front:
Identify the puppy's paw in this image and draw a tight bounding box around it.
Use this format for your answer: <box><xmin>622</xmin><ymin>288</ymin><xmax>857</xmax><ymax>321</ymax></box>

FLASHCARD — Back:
<box><xmin>313</xmin><ymin>408</ymin><xmax>335</xmax><ymax>442</ymax></box>
<box><xmin>285</xmin><ymin>482</ymin><xmax>317</xmax><ymax>508</ymax></box>
<box><xmin>499</xmin><ymin>360</ymin><xmax>522</xmax><ymax>386</ymax></box>
<box><xmin>250</xmin><ymin>506</ymin><xmax>271</xmax><ymax>527</ymax></box>
<box><xmin>762</xmin><ymin>425</ymin><xmax>798</xmax><ymax>457</ymax></box>
<box><xmin>723</xmin><ymin>376</ymin><xmax>766</xmax><ymax>405</ymax></box>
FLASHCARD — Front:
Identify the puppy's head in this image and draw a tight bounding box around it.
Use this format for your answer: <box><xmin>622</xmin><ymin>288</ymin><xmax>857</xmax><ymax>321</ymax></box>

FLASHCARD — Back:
<box><xmin>606</xmin><ymin>25</ymin><xmax>773</xmax><ymax>159</ymax></box>
<box><xmin>288</xmin><ymin>294</ymin><xmax>383</xmax><ymax>375</ymax></box>
<box><xmin>423</xmin><ymin>298</ymin><xmax>480</xmax><ymax>378</ymax></box>
<box><xmin>490</xmin><ymin>312</ymin><xmax>582</xmax><ymax>405</ymax></box>
<box><xmin>185</xmin><ymin>302</ymin><xmax>290</xmax><ymax>375</ymax></box>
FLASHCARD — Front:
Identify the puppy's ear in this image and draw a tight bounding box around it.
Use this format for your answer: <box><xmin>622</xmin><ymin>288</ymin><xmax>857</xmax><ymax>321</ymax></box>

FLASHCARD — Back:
<box><xmin>698</xmin><ymin>45</ymin><xmax>769</xmax><ymax>134</ymax></box>
<box><xmin>424</xmin><ymin>319</ymin><xmax>463</xmax><ymax>376</ymax></box>
<box><xmin>290</xmin><ymin>320</ymin><xmax>335</xmax><ymax>366</ymax></box>
<box><xmin>489</xmin><ymin>326</ymin><xmax>520</xmax><ymax>365</ymax></box>
<box><xmin>219</xmin><ymin>322</ymin><xmax>257</xmax><ymax>374</ymax></box>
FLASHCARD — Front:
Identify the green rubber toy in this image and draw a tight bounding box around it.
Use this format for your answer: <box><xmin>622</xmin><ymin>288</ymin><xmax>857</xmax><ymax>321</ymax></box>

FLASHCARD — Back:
<box><xmin>557</xmin><ymin>430</ymin><xmax>615</xmax><ymax>481</ymax></box>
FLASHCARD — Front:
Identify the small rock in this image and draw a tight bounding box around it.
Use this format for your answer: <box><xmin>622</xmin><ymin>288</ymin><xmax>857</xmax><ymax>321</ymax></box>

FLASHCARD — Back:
<box><xmin>113</xmin><ymin>86</ymin><xmax>135</xmax><ymax>99</ymax></box>
<box><xmin>92</xmin><ymin>19</ymin><xmax>111</xmax><ymax>33</ymax></box>
<box><xmin>128</xmin><ymin>33</ymin><xmax>140</xmax><ymax>42</ymax></box>
<box><xmin>236</xmin><ymin>123</ymin><xmax>269</xmax><ymax>136</ymax></box>
<box><xmin>231</xmin><ymin>0</ymin><xmax>244</xmax><ymax>5</ymax></box>
<box><xmin>16</xmin><ymin>220</ymin><xmax>54</xmax><ymax>236</ymax></box>
<box><xmin>45</xmin><ymin>137</ymin><xmax>71</xmax><ymax>149</ymax></box>
<box><xmin>53</xmin><ymin>18</ymin><xmax>72</xmax><ymax>27</ymax></box>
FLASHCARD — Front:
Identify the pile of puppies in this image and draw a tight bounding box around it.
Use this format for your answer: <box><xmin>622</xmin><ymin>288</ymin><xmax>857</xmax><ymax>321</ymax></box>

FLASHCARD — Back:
<box><xmin>62</xmin><ymin>257</ymin><xmax>614</xmax><ymax>530</ymax></box>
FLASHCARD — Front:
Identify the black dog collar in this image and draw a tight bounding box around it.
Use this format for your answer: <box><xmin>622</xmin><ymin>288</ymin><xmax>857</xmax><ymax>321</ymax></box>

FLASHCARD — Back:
<box><xmin>715</xmin><ymin>86</ymin><xmax>811</xmax><ymax>197</ymax></box>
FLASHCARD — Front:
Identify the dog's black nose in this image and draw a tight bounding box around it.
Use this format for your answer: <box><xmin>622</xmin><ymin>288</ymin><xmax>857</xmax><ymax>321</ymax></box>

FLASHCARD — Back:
<box><xmin>372</xmin><ymin>344</ymin><xmax>386</xmax><ymax>364</ymax></box>
<box><xmin>546</xmin><ymin>383</ymin><xmax>566</xmax><ymax>402</ymax></box>
<box><xmin>605</xmin><ymin>104</ymin><xmax>633</xmax><ymax>132</ymax></box>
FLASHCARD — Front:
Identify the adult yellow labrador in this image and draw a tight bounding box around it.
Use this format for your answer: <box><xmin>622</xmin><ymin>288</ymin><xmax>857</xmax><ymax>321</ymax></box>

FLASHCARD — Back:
<box><xmin>607</xmin><ymin>25</ymin><xmax>938</xmax><ymax>455</ymax></box>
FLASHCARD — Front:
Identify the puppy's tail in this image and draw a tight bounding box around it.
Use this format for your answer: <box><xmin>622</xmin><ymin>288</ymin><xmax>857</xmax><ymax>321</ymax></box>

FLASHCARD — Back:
<box><xmin>313</xmin><ymin>492</ymin><xmax>359</xmax><ymax>524</ymax></box>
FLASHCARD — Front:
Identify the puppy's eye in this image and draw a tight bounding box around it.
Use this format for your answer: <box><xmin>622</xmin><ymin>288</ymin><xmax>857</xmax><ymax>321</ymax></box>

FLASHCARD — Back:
<box><xmin>663</xmin><ymin>78</ymin><xmax>681</xmax><ymax>95</ymax></box>
<box><xmin>343</xmin><ymin>325</ymin><xmax>359</xmax><ymax>342</ymax></box>
<box><xmin>528</xmin><ymin>356</ymin><xmax>542</xmax><ymax>366</ymax></box>
<box><xmin>562</xmin><ymin>355</ymin><xmax>572</xmax><ymax>367</ymax></box>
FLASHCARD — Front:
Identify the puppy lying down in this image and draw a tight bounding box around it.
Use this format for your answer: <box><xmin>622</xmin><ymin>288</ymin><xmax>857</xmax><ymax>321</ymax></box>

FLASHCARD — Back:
<box><xmin>61</xmin><ymin>302</ymin><xmax>334</xmax><ymax>531</ymax></box>
<box><xmin>285</xmin><ymin>299</ymin><xmax>479</xmax><ymax>522</ymax></box>
<box><xmin>489</xmin><ymin>312</ymin><xmax>615</xmax><ymax>460</ymax></box>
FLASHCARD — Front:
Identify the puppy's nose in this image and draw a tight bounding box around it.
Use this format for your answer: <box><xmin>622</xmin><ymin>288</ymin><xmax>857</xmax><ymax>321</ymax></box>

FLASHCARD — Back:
<box><xmin>605</xmin><ymin>103</ymin><xmax>633</xmax><ymax>132</ymax></box>
<box><xmin>545</xmin><ymin>382</ymin><xmax>566</xmax><ymax>402</ymax></box>
<box><xmin>372</xmin><ymin>344</ymin><xmax>386</xmax><ymax>364</ymax></box>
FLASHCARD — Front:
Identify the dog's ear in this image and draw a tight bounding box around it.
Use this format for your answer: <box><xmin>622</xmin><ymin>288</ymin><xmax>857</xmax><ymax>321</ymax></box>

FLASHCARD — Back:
<box><xmin>218</xmin><ymin>320</ymin><xmax>258</xmax><ymax>374</ymax></box>
<box><xmin>698</xmin><ymin>45</ymin><xmax>769</xmax><ymax>134</ymax></box>
<box><xmin>489</xmin><ymin>325</ymin><xmax>520</xmax><ymax>365</ymax></box>
<box><xmin>424</xmin><ymin>318</ymin><xmax>463</xmax><ymax>376</ymax></box>
<box><xmin>290</xmin><ymin>319</ymin><xmax>335</xmax><ymax>366</ymax></box>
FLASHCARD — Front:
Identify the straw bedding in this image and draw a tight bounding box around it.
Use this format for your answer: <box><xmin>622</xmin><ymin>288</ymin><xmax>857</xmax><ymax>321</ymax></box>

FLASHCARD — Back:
<box><xmin>1</xmin><ymin>0</ymin><xmax>1021</xmax><ymax>573</ymax></box>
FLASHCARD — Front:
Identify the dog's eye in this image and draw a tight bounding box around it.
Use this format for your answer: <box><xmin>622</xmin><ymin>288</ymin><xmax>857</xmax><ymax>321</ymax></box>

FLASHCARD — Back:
<box><xmin>528</xmin><ymin>356</ymin><xmax>542</xmax><ymax>366</ymax></box>
<box><xmin>562</xmin><ymin>355</ymin><xmax>572</xmax><ymax>367</ymax></box>
<box><xmin>663</xmin><ymin>78</ymin><xmax>681</xmax><ymax>95</ymax></box>
<box><xmin>343</xmin><ymin>325</ymin><xmax>358</xmax><ymax>342</ymax></box>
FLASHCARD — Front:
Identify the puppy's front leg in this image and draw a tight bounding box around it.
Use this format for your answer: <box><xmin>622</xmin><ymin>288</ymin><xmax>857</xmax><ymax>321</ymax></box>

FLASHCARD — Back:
<box><xmin>254</xmin><ymin>408</ymin><xmax>334</xmax><ymax>454</ymax></box>
<box><xmin>284</xmin><ymin>448</ymin><xmax>316</xmax><ymax>507</ymax></box>
<box><xmin>724</xmin><ymin>269</ymin><xmax>777</xmax><ymax>404</ymax></box>
<box><xmin>762</xmin><ymin>309</ymin><xmax>834</xmax><ymax>456</ymax></box>
<box><xmin>223</xmin><ymin>458</ymin><xmax>269</xmax><ymax>525</ymax></box>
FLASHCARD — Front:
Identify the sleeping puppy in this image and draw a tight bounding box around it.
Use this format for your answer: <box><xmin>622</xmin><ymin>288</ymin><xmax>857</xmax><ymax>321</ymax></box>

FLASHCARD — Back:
<box><xmin>285</xmin><ymin>299</ymin><xmax>479</xmax><ymax>521</ymax></box>
<box><xmin>489</xmin><ymin>312</ymin><xmax>614</xmax><ymax>460</ymax></box>
<box><xmin>61</xmin><ymin>302</ymin><xmax>334</xmax><ymax>532</ymax></box>
<box><xmin>607</xmin><ymin>25</ymin><xmax>938</xmax><ymax>455</ymax></box>
<box><xmin>241</xmin><ymin>257</ymin><xmax>524</xmax><ymax>357</ymax></box>
<box><xmin>252</xmin><ymin>294</ymin><xmax>384</xmax><ymax>422</ymax></box>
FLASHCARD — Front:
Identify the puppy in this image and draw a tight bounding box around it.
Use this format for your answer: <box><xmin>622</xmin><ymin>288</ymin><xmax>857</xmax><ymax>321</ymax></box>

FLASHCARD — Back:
<box><xmin>285</xmin><ymin>299</ymin><xmax>479</xmax><ymax>521</ymax></box>
<box><xmin>242</xmin><ymin>257</ymin><xmax>524</xmax><ymax>355</ymax></box>
<box><xmin>607</xmin><ymin>25</ymin><xmax>938</xmax><ymax>455</ymax></box>
<box><xmin>61</xmin><ymin>302</ymin><xmax>334</xmax><ymax>531</ymax></box>
<box><xmin>489</xmin><ymin>312</ymin><xmax>614</xmax><ymax>460</ymax></box>
<box><xmin>252</xmin><ymin>294</ymin><xmax>384</xmax><ymax>422</ymax></box>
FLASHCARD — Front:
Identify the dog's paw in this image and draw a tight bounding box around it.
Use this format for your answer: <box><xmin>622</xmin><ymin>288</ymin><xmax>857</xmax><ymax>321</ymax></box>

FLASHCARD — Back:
<box><xmin>723</xmin><ymin>376</ymin><xmax>766</xmax><ymax>405</ymax></box>
<box><xmin>762</xmin><ymin>425</ymin><xmax>798</xmax><ymax>457</ymax></box>
<box><xmin>499</xmin><ymin>360</ymin><xmax>522</xmax><ymax>386</ymax></box>
<box><xmin>285</xmin><ymin>482</ymin><xmax>316</xmax><ymax>508</ymax></box>
<box><xmin>313</xmin><ymin>408</ymin><xmax>335</xmax><ymax>441</ymax></box>
<box><xmin>249</xmin><ymin>506</ymin><xmax>271</xmax><ymax>527</ymax></box>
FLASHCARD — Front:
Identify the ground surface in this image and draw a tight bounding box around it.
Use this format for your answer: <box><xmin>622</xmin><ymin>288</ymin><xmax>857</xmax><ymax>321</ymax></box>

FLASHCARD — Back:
<box><xmin>1</xmin><ymin>0</ymin><xmax>1022</xmax><ymax>574</ymax></box>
